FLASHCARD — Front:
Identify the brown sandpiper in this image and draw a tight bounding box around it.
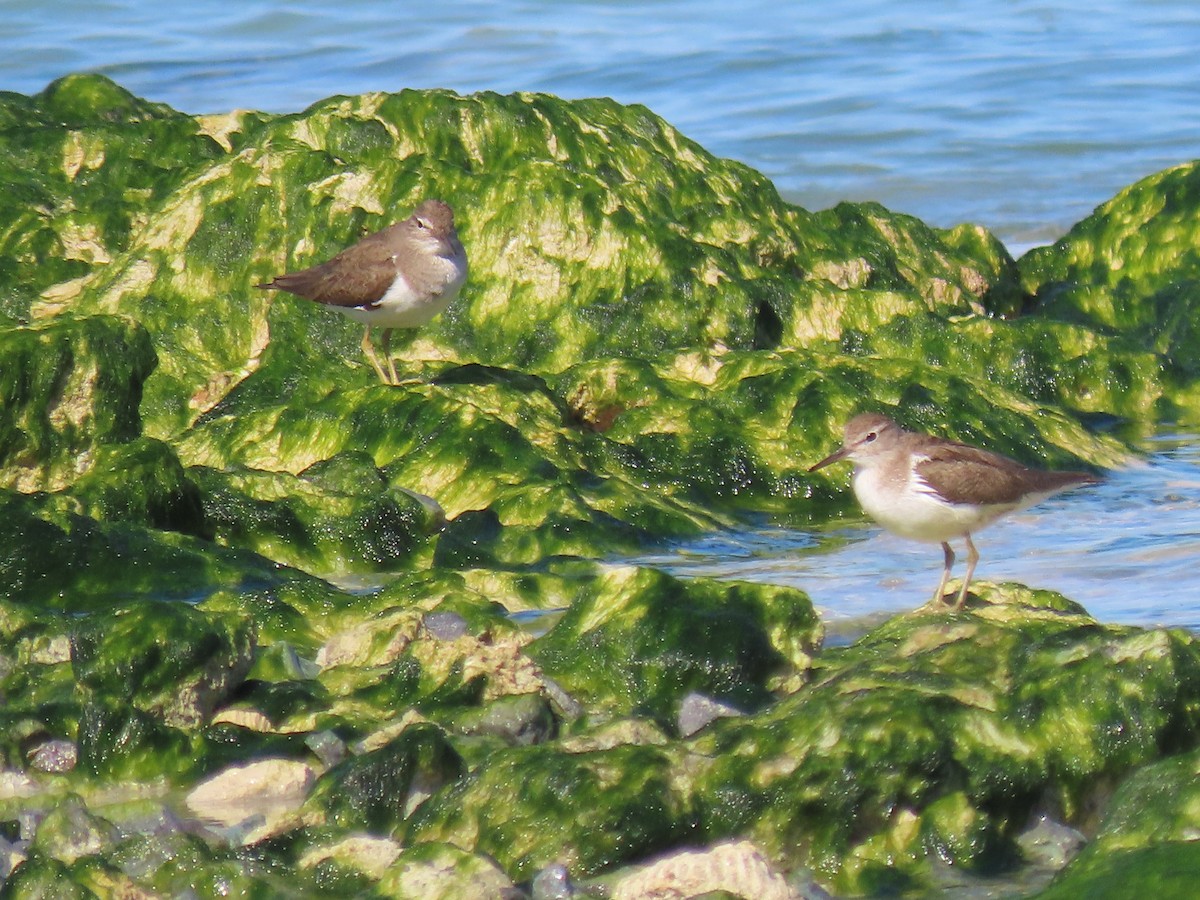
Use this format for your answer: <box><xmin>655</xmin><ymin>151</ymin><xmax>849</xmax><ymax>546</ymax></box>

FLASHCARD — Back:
<box><xmin>256</xmin><ymin>198</ymin><xmax>468</xmax><ymax>385</ymax></box>
<box><xmin>809</xmin><ymin>413</ymin><xmax>1102</xmax><ymax>609</ymax></box>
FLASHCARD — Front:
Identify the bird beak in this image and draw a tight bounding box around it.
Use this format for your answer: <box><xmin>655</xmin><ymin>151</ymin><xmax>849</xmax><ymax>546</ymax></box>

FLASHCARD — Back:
<box><xmin>809</xmin><ymin>445</ymin><xmax>850</xmax><ymax>472</ymax></box>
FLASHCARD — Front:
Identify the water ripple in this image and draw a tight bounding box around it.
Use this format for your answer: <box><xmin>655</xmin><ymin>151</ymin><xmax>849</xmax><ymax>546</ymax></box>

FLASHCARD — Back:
<box><xmin>628</xmin><ymin>432</ymin><xmax>1200</xmax><ymax>631</ymax></box>
<box><xmin>4</xmin><ymin>1</ymin><xmax>1200</xmax><ymax>246</ymax></box>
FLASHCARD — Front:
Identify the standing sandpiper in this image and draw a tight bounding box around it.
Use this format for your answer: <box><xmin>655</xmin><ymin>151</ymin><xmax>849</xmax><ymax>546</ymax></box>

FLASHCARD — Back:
<box><xmin>809</xmin><ymin>413</ymin><xmax>1102</xmax><ymax>608</ymax></box>
<box><xmin>257</xmin><ymin>198</ymin><xmax>468</xmax><ymax>385</ymax></box>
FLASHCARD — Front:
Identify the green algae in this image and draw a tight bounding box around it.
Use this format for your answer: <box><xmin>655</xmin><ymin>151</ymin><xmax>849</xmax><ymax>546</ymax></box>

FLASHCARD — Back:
<box><xmin>306</xmin><ymin>724</ymin><xmax>463</xmax><ymax>833</ymax></box>
<box><xmin>1034</xmin><ymin>750</ymin><xmax>1200</xmax><ymax>899</ymax></box>
<box><xmin>67</xmin><ymin>438</ymin><xmax>207</xmax><ymax>535</ymax></box>
<box><xmin>0</xmin><ymin>76</ymin><xmax>227</xmax><ymax>324</ymax></box>
<box><xmin>1020</xmin><ymin>161</ymin><xmax>1200</xmax><ymax>398</ymax></box>
<box><xmin>1</xmin><ymin>73</ymin><xmax>1137</xmax><ymax>573</ymax></box>
<box><xmin>190</xmin><ymin>456</ymin><xmax>441</xmax><ymax>577</ymax></box>
<box><xmin>405</xmin><ymin>741</ymin><xmax>696</xmax><ymax>880</ymax></box>
<box><xmin>1035</xmin><ymin>843</ymin><xmax>1200</xmax><ymax>900</ymax></box>
<box><xmin>688</xmin><ymin>585</ymin><xmax>1200</xmax><ymax>894</ymax></box>
<box><xmin>1</xmin><ymin>74</ymin><xmax>1200</xmax><ymax>897</ymax></box>
<box><xmin>530</xmin><ymin>566</ymin><xmax>821</xmax><ymax>724</ymax></box>
<box><xmin>0</xmin><ymin>315</ymin><xmax>154</xmax><ymax>492</ymax></box>
<box><xmin>0</xmin><ymin>490</ymin><xmax>285</xmax><ymax>611</ymax></box>
<box><xmin>4</xmin><ymin>77</ymin><xmax>1028</xmax><ymax>441</ymax></box>
<box><xmin>71</xmin><ymin>600</ymin><xmax>254</xmax><ymax>729</ymax></box>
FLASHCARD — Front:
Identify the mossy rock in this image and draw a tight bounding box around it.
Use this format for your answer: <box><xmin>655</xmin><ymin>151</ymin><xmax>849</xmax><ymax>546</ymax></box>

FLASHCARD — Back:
<box><xmin>1020</xmin><ymin>161</ymin><xmax>1200</xmax><ymax>385</ymax></box>
<box><xmin>179</xmin><ymin>349</ymin><xmax>1125</xmax><ymax>567</ymax></box>
<box><xmin>1</xmin><ymin>75</ymin><xmax>1141</xmax><ymax>571</ymax></box>
<box><xmin>191</xmin><ymin>453</ymin><xmax>442</xmax><ymax>577</ymax></box>
<box><xmin>377</xmin><ymin>841</ymin><xmax>517</xmax><ymax>899</ymax></box>
<box><xmin>71</xmin><ymin>599</ymin><xmax>254</xmax><ymax>729</ymax></box>
<box><xmin>66</xmin><ymin>437</ymin><xmax>207</xmax><ymax>536</ymax></box>
<box><xmin>4</xmin><ymin>74</ymin><xmax>1200</xmax><ymax>899</ymax></box>
<box><xmin>406</xmin><ymin>742</ymin><xmax>696</xmax><ymax>881</ymax></box>
<box><xmin>0</xmin><ymin>75</ymin><xmax>227</xmax><ymax>323</ymax></box>
<box><xmin>821</xmin><ymin>311</ymin><xmax>1171</xmax><ymax>422</ymax></box>
<box><xmin>0</xmin><ymin>315</ymin><xmax>154</xmax><ymax>493</ymax></box>
<box><xmin>0</xmin><ymin>489</ymin><xmax>292</xmax><ymax>611</ymax></box>
<box><xmin>8</xmin><ymin>76</ymin><xmax>1019</xmax><ymax>439</ymax></box>
<box><xmin>1035</xmin><ymin>750</ymin><xmax>1200</xmax><ymax>898</ymax></box>
<box><xmin>0</xmin><ymin>618</ymin><xmax>77</xmax><ymax>770</ymax></box>
<box><xmin>688</xmin><ymin>584</ymin><xmax>1200</xmax><ymax>894</ymax></box>
<box><xmin>182</xmin><ymin>362</ymin><xmax>723</xmax><ymax>567</ymax></box>
<box><xmin>306</xmin><ymin>723</ymin><xmax>464</xmax><ymax>833</ymax></box>
<box><xmin>1033</xmin><ymin>843</ymin><xmax>1200</xmax><ymax>900</ymax></box>
<box><xmin>0</xmin><ymin>854</ymin><xmax>93</xmax><ymax>899</ymax></box>
<box><xmin>530</xmin><ymin>566</ymin><xmax>821</xmax><ymax>725</ymax></box>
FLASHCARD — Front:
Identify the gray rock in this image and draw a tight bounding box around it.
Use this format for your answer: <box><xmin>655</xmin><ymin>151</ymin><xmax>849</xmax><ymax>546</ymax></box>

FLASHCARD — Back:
<box><xmin>459</xmin><ymin>693</ymin><xmax>557</xmax><ymax>746</ymax></box>
<box><xmin>531</xmin><ymin>862</ymin><xmax>575</xmax><ymax>900</ymax></box>
<box><xmin>542</xmin><ymin>675</ymin><xmax>584</xmax><ymax>720</ymax></box>
<box><xmin>1016</xmin><ymin>814</ymin><xmax>1087</xmax><ymax>869</ymax></box>
<box><xmin>305</xmin><ymin>730</ymin><xmax>348</xmax><ymax>768</ymax></box>
<box><xmin>27</xmin><ymin>739</ymin><xmax>77</xmax><ymax>773</ymax></box>
<box><xmin>678</xmin><ymin>692</ymin><xmax>745</xmax><ymax>737</ymax></box>
<box><xmin>422</xmin><ymin>610</ymin><xmax>471</xmax><ymax>640</ymax></box>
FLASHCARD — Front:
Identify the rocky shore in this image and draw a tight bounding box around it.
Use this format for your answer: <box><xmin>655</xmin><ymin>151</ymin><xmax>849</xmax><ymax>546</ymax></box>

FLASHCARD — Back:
<box><xmin>1</xmin><ymin>74</ymin><xmax>1198</xmax><ymax>897</ymax></box>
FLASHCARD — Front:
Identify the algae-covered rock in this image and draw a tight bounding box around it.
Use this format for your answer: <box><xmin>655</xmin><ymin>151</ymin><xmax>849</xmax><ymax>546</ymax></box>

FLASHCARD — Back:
<box><xmin>1</xmin><ymin>74</ymin><xmax>1135</xmax><ymax>574</ymax></box>
<box><xmin>28</xmin><ymin>795</ymin><xmax>116</xmax><ymax>865</ymax></box>
<box><xmin>0</xmin><ymin>854</ymin><xmax>91</xmax><ymax>899</ymax></box>
<box><xmin>182</xmin><ymin>362</ymin><xmax>726</xmax><ymax>568</ymax></box>
<box><xmin>0</xmin><ymin>315</ymin><xmax>154</xmax><ymax>493</ymax></box>
<box><xmin>66</xmin><ymin>437</ymin><xmax>207</xmax><ymax>536</ymax></box>
<box><xmin>406</xmin><ymin>741</ymin><xmax>697</xmax><ymax>880</ymax></box>
<box><xmin>71</xmin><ymin>600</ymin><xmax>253</xmax><ymax>733</ymax></box>
<box><xmin>1037</xmin><ymin>843</ymin><xmax>1200</xmax><ymax>900</ymax></box>
<box><xmin>1034</xmin><ymin>750</ymin><xmax>1200</xmax><ymax>899</ymax></box>
<box><xmin>0</xmin><ymin>489</ymin><xmax>288</xmax><ymax>611</ymax></box>
<box><xmin>0</xmin><ymin>75</ymin><xmax>226</xmax><ymax>323</ymax></box>
<box><xmin>7</xmin><ymin>77</ymin><xmax>1022</xmax><ymax>439</ymax></box>
<box><xmin>392</xmin><ymin>585</ymin><xmax>1200</xmax><ymax>894</ymax></box>
<box><xmin>1021</xmin><ymin>162</ymin><xmax>1200</xmax><ymax>372</ymax></box>
<box><xmin>377</xmin><ymin>841</ymin><xmax>518</xmax><ymax>900</ymax></box>
<box><xmin>306</xmin><ymin>723</ymin><xmax>464</xmax><ymax>832</ymax></box>
<box><xmin>530</xmin><ymin>566</ymin><xmax>821</xmax><ymax>724</ymax></box>
<box><xmin>190</xmin><ymin>452</ymin><xmax>442</xmax><ymax>577</ymax></box>
<box><xmin>4</xmin><ymin>74</ymin><xmax>1200</xmax><ymax>898</ymax></box>
<box><xmin>689</xmin><ymin>585</ymin><xmax>1200</xmax><ymax>894</ymax></box>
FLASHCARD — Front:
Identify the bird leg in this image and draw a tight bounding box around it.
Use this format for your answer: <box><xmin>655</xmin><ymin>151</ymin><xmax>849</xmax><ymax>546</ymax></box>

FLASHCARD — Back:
<box><xmin>360</xmin><ymin>326</ymin><xmax>392</xmax><ymax>385</ymax></box>
<box><xmin>954</xmin><ymin>533</ymin><xmax>980</xmax><ymax>609</ymax></box>
<box><xmin>380</xmin><ymin>328</ymin><xmax>398</xmax><ymax>386</ymax></box>
<box><xmin>932</xmin><ymin>541</ymin><xmax>954</xmax><ymax>605</ymax></box>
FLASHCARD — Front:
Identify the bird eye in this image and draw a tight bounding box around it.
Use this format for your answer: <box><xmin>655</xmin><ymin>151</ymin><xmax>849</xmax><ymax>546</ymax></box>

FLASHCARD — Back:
<box><xmin>416</xmin><ymin>217</ymin><xmax>429</xmax><ymax>230</ymax></box>
<box><xmin>865</xmin><ymin>432</ymin><xmax>877</xmax><ymax>442</ymax></box>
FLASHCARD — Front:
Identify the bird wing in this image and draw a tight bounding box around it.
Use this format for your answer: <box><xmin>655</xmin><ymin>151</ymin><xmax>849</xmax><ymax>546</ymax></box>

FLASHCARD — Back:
<box><xmin>258</xmin><ymin>227</ymin><xmax>401</xmax><ymax>309</ymax></box>
<box><xmin>914</xmin><ymin>442</ymin><xmax>1091</xmax><ymax>506</ymax></box>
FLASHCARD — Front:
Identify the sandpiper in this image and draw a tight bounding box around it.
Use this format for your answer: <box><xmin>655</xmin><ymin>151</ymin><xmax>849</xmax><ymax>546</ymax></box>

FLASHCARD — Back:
<box><xmin>256</xmin><ymin>198</ymin><xmax>467</xmax><ymax>385</ymax></box>
<box><xmin>809</xmin><ymin>413</ymin><xmax>1102</xmax><ymax>608</ymax></box>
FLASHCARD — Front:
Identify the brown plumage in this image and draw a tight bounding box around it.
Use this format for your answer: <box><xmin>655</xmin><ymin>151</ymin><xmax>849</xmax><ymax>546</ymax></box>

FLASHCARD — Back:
<box><xmin>256</xmin><ymin>198</ymin><xmax>467</xmax><ymax>384</ymax></box>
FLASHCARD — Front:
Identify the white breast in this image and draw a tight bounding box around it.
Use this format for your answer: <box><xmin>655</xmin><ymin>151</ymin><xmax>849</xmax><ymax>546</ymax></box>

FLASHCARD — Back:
<box><xmin>852</xmin><ymin>459</ymin><xmax>1019</xmax><ymax>543</ymax></box>
<box><xmin>338</xmin><ymin>243</ymin><xmax>467</xmax><ymax>330</ymax></box>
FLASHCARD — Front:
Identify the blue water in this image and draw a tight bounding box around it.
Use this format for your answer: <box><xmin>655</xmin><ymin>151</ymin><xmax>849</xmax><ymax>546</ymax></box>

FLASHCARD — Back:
<box><xmin>630</xmin><ymin>431</ymin><xmax>1200</xmax><ymax>632</ymax></box>
<box><xmin>5</xmin><ymin>1</ymin><xmax>1200</xmax><ymax>250</ymax></box>
<box><xmin>6</xmin><ymin>3</ymin><xmax>1200</xmax><ymax>630</ymax></box>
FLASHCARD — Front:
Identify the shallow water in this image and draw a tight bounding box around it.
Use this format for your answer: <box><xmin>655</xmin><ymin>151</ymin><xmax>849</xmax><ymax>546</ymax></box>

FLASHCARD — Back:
<box><xmin>5</xmin><ymin>1</ymin><xmax>1200</xmax><ymax>250</ymax></box>
<box><xmin>628</xmin><ymin>430</ymin><xmax>1200</xmax><ymax>631</ymax></box>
